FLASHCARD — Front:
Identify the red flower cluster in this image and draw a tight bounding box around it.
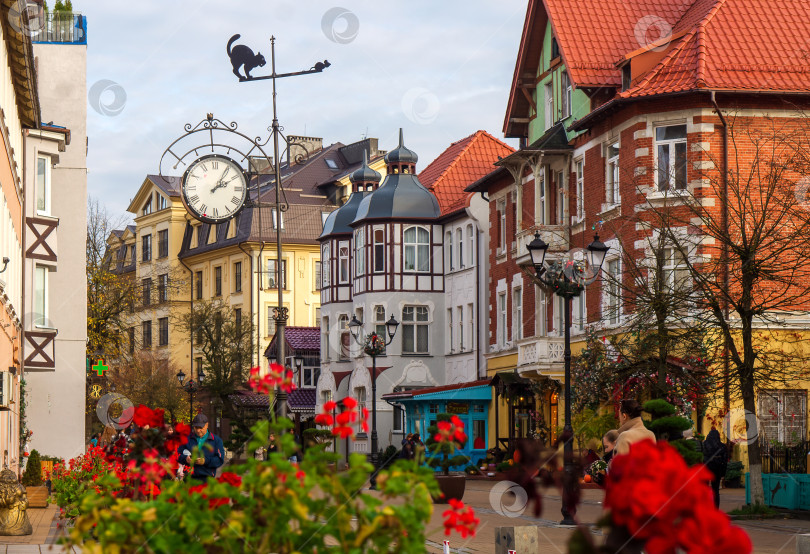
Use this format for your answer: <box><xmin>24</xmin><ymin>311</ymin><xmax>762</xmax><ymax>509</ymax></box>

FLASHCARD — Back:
<box><xmin>314</xmin><ymin>398</ymin><xmax>369</xmax><ymax>439</ymax></box>
<box><xmin>442</xmin><ymin>499</ymin><xmax>479</xmax><ymax>538</ymax></box>
<box><xmin>434</xmin><ymin>415</ymin><xmax>467</xmax><ymax>445</ymax></box>
<box><xmin>133</xmin><ymin>405</ymin><xmax>165</xmax><ymax>429</ymax></box>
<box><xmin>605</xmin><ymin>440</ymin><xmax>751</xmax><ymax>554</ymax></box>
<box><xmin>249</xmin><ymin>364</ymin><xmax>296</xmax><ymax>395</ymax></box>
<box><xmin>186</xmin><ymin>472</ymin><xmax>243</xmax><ymax>509</ymax></box>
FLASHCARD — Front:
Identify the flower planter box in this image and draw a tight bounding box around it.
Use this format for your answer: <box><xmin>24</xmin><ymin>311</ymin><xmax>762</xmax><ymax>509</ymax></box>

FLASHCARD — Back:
<box><xmin>26</xmin><ymin>485</ymin><xmax>49</xmax><ymax>508</ymax></box>
<box><xmin>432</xmin><ymin>474</ymin><xmax>466</xmax><ymax>503</ymax></box>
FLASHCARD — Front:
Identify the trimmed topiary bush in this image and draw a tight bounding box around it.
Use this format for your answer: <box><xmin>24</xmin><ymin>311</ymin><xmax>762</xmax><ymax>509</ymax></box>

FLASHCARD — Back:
<box><xmin>22</xmin><ymin>449</ymin><xmax>42</xmax><ymax>486</ymax></box>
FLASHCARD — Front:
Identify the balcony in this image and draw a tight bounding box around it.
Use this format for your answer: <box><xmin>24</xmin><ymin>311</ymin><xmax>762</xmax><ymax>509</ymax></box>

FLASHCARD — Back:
<box><xmin>516</xmin><ymin>335</ymin><xmax>564</xmax><ymax>380</ymax></box>
<box><xmin>30</xmin><ymin>13</ymin><xmax>87</xmax><ymax>45</ymax></box>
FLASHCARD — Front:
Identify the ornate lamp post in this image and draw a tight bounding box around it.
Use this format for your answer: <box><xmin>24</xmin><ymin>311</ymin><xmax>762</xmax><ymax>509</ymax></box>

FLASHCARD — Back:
<box><xmin>177</xmin><ymin>367</ymin><xmax>205</xmax><ymax>418</ymax></box>
<box><xmin>348</xmin><ymin>314</ymin><xmax>399</xmax><ymax>489</ymax></box>
<box><xmin>526</xmin><ymin>232</ymin><xmax>609</xmax><ymax>525</ymax></box>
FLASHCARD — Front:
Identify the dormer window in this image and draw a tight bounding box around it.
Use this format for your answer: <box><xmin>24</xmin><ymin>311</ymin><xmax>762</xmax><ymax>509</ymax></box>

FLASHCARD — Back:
<box><xmin>622</xmin><ymin>64</ymin><xmax>631</xmax><ymax>91</ymax></box>
<box><xmin>142</xmin><ymin>195</ymin><xmax>153</xmax><ymax>216</ymax></box>
<box><xmin>157</xmin><ymin>194</ymin><xmax>167</xmax><ymax>210</ymax></box>
<box><xmin>551</xmin><ymin>37</ymin><xmax>560</xmax><ymax>60</ymax></box>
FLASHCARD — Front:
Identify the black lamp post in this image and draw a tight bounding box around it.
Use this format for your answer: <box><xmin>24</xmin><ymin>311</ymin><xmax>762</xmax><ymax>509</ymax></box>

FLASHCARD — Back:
<box><xmin>293</xmin><ymin>356</ymin><xmax>304</xmax><ymax>388</ymax></box>
<box><xmin>177</xmin><ymin>367</ymin><xmax>205</xmax><ymax>418</ymax></box>
<box><xmin>348</xmin><ymin>314</ymin><xmax>399</xmax><ymax>490</ymax></box>
<box><xmin>526</xmin><ymin>232</ymin><xmax>609</xmax><ymax>525</ymax></box>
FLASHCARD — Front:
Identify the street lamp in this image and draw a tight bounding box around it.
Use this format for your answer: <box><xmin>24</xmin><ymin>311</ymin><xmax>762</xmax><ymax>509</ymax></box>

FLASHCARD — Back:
<box><xmin>348</xmin><ymin>314</ymin><xmax>399</xmax><ymax>490</ymax></box>
<box><xmin>527</xmin><ymin>232</ymin><xmax>608</xmax><ymax>525</ymax></box>
<box><xmin>177</xmin><ymin>367</ymin><xmax>205</xmax><ymax>418</ymax></box>
<box><xmin>293</xmin><ymin>356</ymin><xmax>304</xmax><ymax>387</ymax></box>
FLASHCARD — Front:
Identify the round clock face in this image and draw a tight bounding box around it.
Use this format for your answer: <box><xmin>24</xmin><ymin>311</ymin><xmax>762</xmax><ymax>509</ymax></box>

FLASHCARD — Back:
<box><xmin>181</xmin><ymin>154</ymin><xmax>247</xmax><ymax>223</ymax></box>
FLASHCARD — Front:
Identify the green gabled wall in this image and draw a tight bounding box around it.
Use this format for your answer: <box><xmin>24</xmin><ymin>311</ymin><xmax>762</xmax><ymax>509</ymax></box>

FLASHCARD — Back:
<box><xmin>527</xmin><ymin>21</ymin><xmax>590</xmax><ymax>145</ymax></box>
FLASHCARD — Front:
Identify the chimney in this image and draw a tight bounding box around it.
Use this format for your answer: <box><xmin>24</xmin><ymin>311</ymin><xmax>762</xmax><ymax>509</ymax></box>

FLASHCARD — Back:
<box><xmin>287</xmin><ymin>135</ymin><xmax>323</xmax><ymax>165</ymax></box>
<box><xmin>338</xmin><ymin>138</ymin><xmax>380</xmax><ymax>165</ymax></box>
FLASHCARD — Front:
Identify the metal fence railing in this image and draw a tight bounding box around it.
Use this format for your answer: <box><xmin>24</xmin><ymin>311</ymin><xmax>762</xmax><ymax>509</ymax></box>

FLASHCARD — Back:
<box><xmin>29</xmin><ymin>13</ymin><xmax>86</xmax><ymax>44</ymax></box>
<box><xmin>761</xmin><ymin>440</ymin><xmax>809</xmax><ymax>474</ymax></box>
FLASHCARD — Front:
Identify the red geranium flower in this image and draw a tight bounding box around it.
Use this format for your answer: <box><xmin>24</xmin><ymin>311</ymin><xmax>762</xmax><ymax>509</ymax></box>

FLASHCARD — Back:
<box><xmin>133</xmin><ymin>405</ymin><xmax>165</xmax><ymax>429</ymax></box>
<box><xmin>217</xmin><ymin>472</ymin><xmax>242</xmax><ymax>487</ymax></box>
<box><xmin>434</xmin><ymin>416</ymin><xmax>467</xmax><ymax>445</ymax></box>
<box><xmin>442</xmin><ymin>498</ymin><xmax>479</xmax><ymax>538</ymax></box>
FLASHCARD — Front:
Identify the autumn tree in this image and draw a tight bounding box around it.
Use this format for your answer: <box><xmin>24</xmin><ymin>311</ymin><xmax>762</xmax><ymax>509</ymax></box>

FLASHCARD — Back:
<box><xmin>108</xmin><ymin>351</ymin><xmax>188</xmax><ymax>423</ymax></box>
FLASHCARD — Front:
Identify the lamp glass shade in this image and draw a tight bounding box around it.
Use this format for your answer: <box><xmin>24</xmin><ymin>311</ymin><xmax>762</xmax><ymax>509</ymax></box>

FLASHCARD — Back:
<box><xmin>294</xmin><ymin>357</ymin><xmax>304</xmax><ymax>371</ymax></box>
<box><xmin>386</xmin><ymin>315</ymin><xmax>400</xmax><ymax>339</ymax></box>
<box><xmin>526</xmin><ymin>232</ymin><xmax>548</xmax><ymax>269</ymax></box>
<box><xmin>198</xmin><ymin>367</ymin><xmax>205</xmax><ymax>383</ymax></box>
<box><xmin>586</xmin><ymin>234</ymin><xmax>610</xmax><ymax>273</ymax></box>
<box><xmin>176</xmin><ymin>370</ymin><xmax>186</xmax><ymax>385</ymax></box>
<box><xmin>348</xmin><ymin>315</ymin><xmax>363</xmax><ymax>338</ymax></box>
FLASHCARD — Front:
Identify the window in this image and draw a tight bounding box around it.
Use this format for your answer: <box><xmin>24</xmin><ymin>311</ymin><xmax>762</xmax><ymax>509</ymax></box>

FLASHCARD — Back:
<box><xmin>142</xmin><ymin>195</ymin><xmax>153</xmax><ymax>216</ymax></box>
<box><xmin>321</xmin><ymin>212</ymin><xmax>330</xmax><ymax>227</ymax></box>
<box><xmin>322</xmin><ymin>245</ymin><xmax>330</xmax><ymax>287</ymax></box>
<box><xmin>557</xmin><ymin>171</ymin><xmax>565</xmax><ymax>224</ymax></box>
<box><xmin>314</xmin><ymin>262</ymin><xmax>321</xmax><ymax>291</ymax></box>
<box><xmin>473</xmin><ymin>420</ymin><xmax>486</xmax><ymax>449</ymax></box>
<box><xmin>574</xmin><ymin>291</ymin><xmax>586</xmax><ymax>332</ymax></box>
<box><xmin>142</xmin><ymin>278</ymin><xmax>152</xmax><ymax>306</ymax></box>
<box><xmin>535</xmin><ymin>285</ymin><xmax>547</xmax><ymax>336</ymax></box>
<box><xmin>142</xmin><ymin>234</ymin><xmax>152</xmax><ymax>262</ymax></box>
<box><xmin>325</xmin><ymin>159</ymin><xmax>339</xmax><ymax>170</ymax></box>
<box><xmin>234</xmin><ymin>262</ymin><xmax>242</xmax><ymax>293</ymax></box>
<box><xmin>33</xmin><ymin>265</ymin><xmax>48</xmax><ymax>326</ymax></box>
<box><xmin>157</xmin><ymin>194</ymin><xmax>167</xmax><ymax>210</ymax></box>
<box><xmin>339</xmin><ymin>314</ymin><xmax>350</xmax><ymax>359</ymax></box>
<box><xmin>655</xmin><ymin>125</ymin><xmax>688</xmax><ymax>191</ymax></box>
<box><xmin>458</xmin><ymin>306</ymin><xmax>464</xmax><ymax>351</ymax></box>
<box><xmin>498</xmin><ymin>292</ymin><xmax>508</xmax><ymax>347</ymax></box>
<box><xmin>355</xmin><ymin>228</ymin><xmax>365</xmax><ymax>275</ymax></box>
<box><xmin>561</xmin><ymin>71</ymin><xmax>571</xmax><ymax>118</ymax></box>
<box><xmin>457</xmin><ymin>229</ymin><xmax>463</xmax><ymax>268</ymax></box>
<box><xmin>158</xmin><ymin>317</ymin><xmax>169</xmax><ymax>346</ymax></box>
<box><xmin>235</xmin><ymin>308</ymin><xmax>242</xmax><ymax>335</ymax></box>
<box><xmin>128</xmin><ymin>327</ymin><xmax>135</xmax><ymax>354</ymax></box>
<box><xmin>373</xmin><ymin>229</ymin><xmax>385</xmax><ymax>273</ymax></box>
<box><xmin>429</xmin><ymin>403</ymin><xmax>439</xmax><ymax>414</ymax></box>
<box><xmin>36</xmin><ymin>156</ymin><xmax>49</xmax><ymax>214</ymax></box>
<box><xmin>550</xmin><ymin>37</ymin><xmax>559</xmax><ymax>59</ymax></box>
<box><xmin>606</xmin><ymin>142</ymin><xmax>620</xmax><ymax>205</ymax></box>
<box><xmin>195</xmin><ymin>271</ymin><xmax>203</xmax><ymax>299</ymax></box>
<box><xmin>513</xmin><ymin>287</ymin><xmax>523</xmax><ymax>341</ymax></box>
<box><xmin>403</xmin><ymin>226</ymin><xmax>430</xmax><ymax>272</ymax></box>
<box><xmin>402</xmin><ymin>306</ymin><xmax>429</xmax><ymax>354</ymax></box>
<box><xmin>497</xmin><ymin>200</ymin><xmax>506</xmax><ymax>252</ymax></box>
<box><xmin>605</xmin><ymin>258</ymin><xmax>621</xmax><ymax>325</ymax></box>
<box><xmin>622</xmin><ymin>64</ymin><xmax>632</xmax><ymax>91</ymax></box>
<box><xmin>157</xmin><ymin>230</ymin><xmax>168</xmax><ymax>258</ymax></box>
<box><xmin>575</xmin><ymin>159</ymin><xmax>584</xmax><ymax>221</ymax></box>
<box><xmin>661</xmin><ymin>247</ymin><xmax>690</xmax><ymax>292</ymax></box>
<box><xmin>142</xmin><ymin>321</ymin><xmax>152</xmax><ymax>348</ymax></box>
<box><xmin>215</xmin><ymin>266</ymin><xmax>222</xmax><ymax>296</ymax></box>
<box><xmin>447</xmin><ymin>309</ymin><xmax>454</xmax><ymax>353</ymax></box>
<box><xmin>195</xmin><ymin>358</ymin><xmax>203</xmax><ymax>379</ymax></box>
<box><xmin>445</xmin><ymin>232</ymin><xmax>453</xmax><ymax>271</ymax></box>
<box><xmin>759</xmin><ymin>390</ymin><xmax>807</xmax><ymax>445</ymax></box>
<box><xmin>267</xmin><ymin>306</ymin><xmax>278</xmax><ymax>337</ymax></box>
<box><xmin>302</xmin><ymin>366</ymin><xmax>320</xmax><ymax>388</ymax></box>
<box><xmin>544</xmin><ymin>82</ymin><xmax>554</xmax><ymax>130</ymax></box>
<box><xmin>271</xmin><ymin>208</ymin><xmax>284</xmax><ymax>230</ymax></box>
<box><xmin>158</xmin><ymin>273</ymin><xmax>168</xmax><ymax>303</ymax></box>
<box><xmin>467</xmin><ymin>225</ymin><xmax>474</xmax><ymax>267</ymax></box>
<box><xmin>467</xmin><ymin>303</ymin><xmax>474</xmax><ymax>351</ymax></box>
<box><xmin>338</xmin><ymin>242</ymin><xmax>349</xmax><ymax>283</ymax></box>
<box><xmin>374</xmin><ymin>306</ymin><xmax>387</xmax><ymax>354</ymax></box>
<box><xmin>314</xmin><ymin>306</ymin><xmax>321</xmax><ymax>327</ymax></box>
<box><xmin>393</xmin><ymin>405</ymin><xmax>404</xmax><ymax>432</ymax></box>
<box><xmin>555</xmin><ymin>295</ymin><xmax>565</xmax><ymax>336</ymax></box>
<box><xmin>266</xmin><ymin>259</ymin><xmax>287</xmax><ymax>289</ymax></box>
<box><xmin>321</xmin><ymin>390</ymin><xmax>332</xmax><ymax>406</ymax></box>
<box><xmin>322</xmin><ymin>317</ymin><xmax>330</xmax><ymax>361</ymax></box>
<box><xmin>537</xmin><ymin>177</ymin><xmax>546</xmax><ymax>225</ymax></box>
<box><xmin>355</xmin><ymin>387</ymin><xmax>367</xmax><ymax>412</ymax></box>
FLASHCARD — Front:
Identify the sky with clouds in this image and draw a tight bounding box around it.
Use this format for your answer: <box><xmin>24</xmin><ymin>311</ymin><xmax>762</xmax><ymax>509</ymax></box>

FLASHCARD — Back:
<box><xmin>83</xmin><ymin>0</ymin><xmax>527</xmax><ymax>217</ymax></box>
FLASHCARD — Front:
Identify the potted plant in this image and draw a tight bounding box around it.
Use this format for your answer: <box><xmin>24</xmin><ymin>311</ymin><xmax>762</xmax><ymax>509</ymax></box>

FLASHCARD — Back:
<box><xmin>426</xmin><ymin>413</ymin><xmax>469</xmax><ymax>503</ymax></box>
<box><xmin>21</xmin><ymin>449</ymin><xmax>48</xmax><ymax>508</ymax></box>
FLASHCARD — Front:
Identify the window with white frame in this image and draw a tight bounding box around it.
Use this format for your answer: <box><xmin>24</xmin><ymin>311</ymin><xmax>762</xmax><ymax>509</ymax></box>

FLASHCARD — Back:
<box><xmin>447</xmin><ymin>309</ymin><xmax>454</xmax><ymax>353</ymax></box>
<box><xmin>266</xmin><ymin>259</ymin><xmax>287</xmax><ymax>289</ymax></box>
<box><xmin>402</xmin><ymin>305</ymin><xmax>429</xmax><ymax>354</ymax></box>
<box><xmin>457</xmin><ymin>229</ymin><xmax>464</xmax><ymax>269</ymax></box>
<box><xmin>544</xmin><ymin>82</ymin><xmax>554</xmax><ymax>130</ymax></box>
<box><xmin>513</xmin><ymin>287</ymin><xmax>523</xmax><ymax>341</ymax></box>
<box><xmin>655</xmin><ymin>124</ymin><xmax>688</xmax><ymax>191</ymax></box>
<box><xmin>33</xmin><ymin>265</ymin><xmax>48</xmax><ymax>327</ymax></box>
<box><xmin>355</xmin><ymin>387</ymin><xmax>367</xmax><ymax>412</ymax></box>
<box><xmin>339</xmin><ymin>314</ymin><xmax>350</xmax><ymax>359</ymax></box>
<box><xmin>374</xmin><ymin>306</ymin><xmax>387</xmax><ymax>354</ymax></box>
<box><xmin>661</xmin><ymin>247</ymin><xmax>690</xmax><ymax>292</ymax></box>
<box><xmin>497</xmin><ymin>200</ymin><xmax>506</xmax><ymax>252</ymax></box>
<box><xmin>467</xmin><ymin>225</ymin><xmax>474</xmax><ymax>266</ymax></box>
<box><xmin>338</xmin><ymin>241</ymin><xmax>350</xmax><ymax>283</ymax></box>
<box><xmin>498</xmin><ymin>292</ymin><xmax>508</xmax><ymax>347</ymax></box>
<box><xmin>355</xmin><ymin>228</ymin><xmax>365</xmax><ymax>275</ymax></box>
<box><xmin>759</xmin><ymin>390</ymin><xmax>807</xmax><ymax>445</ymax></box>
<box><xmin>403</xmin><ymin>226</ymin><xmax>430</xmax><ymax>272</ymax></box>
<box><xmin>302</xmin><ymin>366</ymin><xmax>320</xmax><ymax>388</ymax></box>
<box><xmin>606</xmin><ymin>142</ymin><xmax>620</xmax><ymax>205</ymax></box>
<box><xmin>142</xmin><ymin>194</ymin><xmax>153</xmax><ymax>216</ymax></box>
<box><xmin>458</xmin><ymin>306</ymin><xmax>464</xmax><ymax>351</ymax></box>
<box><xmin>271</xmin><ymin>208</ymin><xmax>284</xmax><ymax>230</ymax></box>
<box><xmin>322</xmin><ymin>317</ymin><xmax>330</xmax><ymax>361</ymax></box>
<box><xmin>537</xmin><ymin>176</ymin><xmax>547</xmax><ymax>225</ymax></box>
<box><xmin>373</xmin><ymin>229</ymin><xmax>385</xmax><ymax>273</ymax></box>
<box><xmin>574</xmin><ymin>291</ymin><xmax>586</xmax><ymax>331</ymax></box>
<box><xmin>322</xmin><ymin>390</ymin><xmax>332</xmax><ymax>406</ymax></box>
<box><xmin>314</xmin><ymin>262</ymin><xmax>321</xmax><ymax>291</ymax></box>
<box><xmin>36</xmin><ymin>156</ymin><xmax>50</xmax><ymax>215</ymax></box>
<box><xmin>535</xmin><ymin>285</ymin><xmax>547</xmax><ymax>336</ymax></box>
<box><xmin>322</xmin><ymin>244</ymin><xmax>330</xmax><ymax>287</ymax></box>
<box><xmin>393</xmin><ymin>405</ymin><xmax>404</xmax><ymax>432</ymax></box>
<box><xmin>575</xmin><ymin>159</ymin><xmax>584</xmax><ymax>221</ymax></box>
<box><xmin>446</xmin><ymin>231</ymin><xmax>453</xmax><ymax>271</ymax></box>
<box><xmin>605</xmin><ymin>258</ymin><xmax>621</xmax><ymax>325</ymax></box>
<box><xmin>554</xmin><ymin>295</ymin><xmax>565</xmax><ymax>336</ymax></box>
<box><xmin>157</xmin><ymin>194</ymin><xmax>167</xmax><ymax>210</ymax></box>
<box><xmin>561</xmin><ymin>71</ymin><xmax>571</xmax><ymax>118</ymax></box>
<box><xmin>467</xmin><ymin>303</ymin><xmax>474</xmax><ymax>351</ymax></box>
<box><xmin>557</xmin><ymin>171</ymin><xmax>565</xmax><ymax>224</ymax></box>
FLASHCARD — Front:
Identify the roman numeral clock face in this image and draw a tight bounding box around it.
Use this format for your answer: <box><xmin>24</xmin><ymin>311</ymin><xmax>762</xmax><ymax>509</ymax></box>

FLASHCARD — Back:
<box><xmin>181</xmin><ymin>154</ymin><xmax>247</xmax><ymax>223</ymax></box>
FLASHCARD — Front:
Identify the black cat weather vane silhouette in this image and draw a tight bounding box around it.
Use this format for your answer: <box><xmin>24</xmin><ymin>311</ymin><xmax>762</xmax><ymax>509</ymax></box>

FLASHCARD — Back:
<box><xmin>226</xmin><ymin>34</ymin><xmax>330</xmax><ymax>82</ymax></box>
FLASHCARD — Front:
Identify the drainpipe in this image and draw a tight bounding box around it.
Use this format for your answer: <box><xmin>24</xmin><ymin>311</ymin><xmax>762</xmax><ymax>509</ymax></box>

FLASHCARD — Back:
<box><xmin>710</xmin><ymin>91</ymin><xmax>730</xmax><ymax>413</ymax></box>
<box><xmin>178</xmin><ymin>219</ymin><xmax>195</xmax><ymax>380</ymax></box>
<box><xmin>238</xmin><ymin>241</ymin><xmax>255</xmax><ymax>367</ymax></box>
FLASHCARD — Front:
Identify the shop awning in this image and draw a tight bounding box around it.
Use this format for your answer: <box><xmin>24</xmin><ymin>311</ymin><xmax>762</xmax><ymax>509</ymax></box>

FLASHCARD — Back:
<box><xmin>382</xmin><ymin>379</ymin><xmax>492</xmax><ymax>403</ymax></box>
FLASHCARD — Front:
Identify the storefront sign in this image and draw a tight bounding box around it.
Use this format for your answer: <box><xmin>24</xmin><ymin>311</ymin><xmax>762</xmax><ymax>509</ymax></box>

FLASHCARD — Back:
<box><xmin>447</xmin><ymin>402</ymin><xmax>469</xmax><ymax>415</ymax></box>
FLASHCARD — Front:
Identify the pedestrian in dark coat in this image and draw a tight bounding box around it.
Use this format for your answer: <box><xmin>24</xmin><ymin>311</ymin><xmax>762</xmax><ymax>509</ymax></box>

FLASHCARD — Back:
<box><xmin>177</xmin><ymin>414</ymin><xmax>225</xmax><ymax>481</ymax></box>
<box><xmin>703</xmin><ymin>428</ymin><xmax>728</xmax><ymax>508</ymax></box>
<box><xmin>400</xmin><ymin>434</ymin><xmax>414</xmax><ymax>459</ymax></box>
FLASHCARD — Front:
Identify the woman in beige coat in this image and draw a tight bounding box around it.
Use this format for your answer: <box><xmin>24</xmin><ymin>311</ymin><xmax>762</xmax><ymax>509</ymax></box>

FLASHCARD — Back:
<box><xmin>614</xmin><ymin>399</ymin><xmax>656</xmax><ymax>456</ymax></box>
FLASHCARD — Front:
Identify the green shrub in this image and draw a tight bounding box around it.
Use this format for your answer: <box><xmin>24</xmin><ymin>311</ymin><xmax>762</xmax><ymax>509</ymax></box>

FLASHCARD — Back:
<box><xmin>642</xmin><ymin>399</ymin><xmax>677</xmax><ymax>418</ymax></box>
<box><xmin>21</xmin><ymin>450</ymin><xmax>42</xmax><ymax>486</ymax></box>
<box><xmin>671</xmin><ymin>439</ymin><xmax>702</xmax><ymax>466</ymax></box>
<box><xmin>725</xmin><ymin>461</ymin><xmax>744</xmax><ymax>485</ymax></box>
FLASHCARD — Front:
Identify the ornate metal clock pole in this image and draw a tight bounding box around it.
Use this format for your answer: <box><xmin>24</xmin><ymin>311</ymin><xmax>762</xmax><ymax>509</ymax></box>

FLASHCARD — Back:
<box><xmin>228</xmin><ymin>34</ymin><xmax>330</xmax><ymax>420</ymax></box>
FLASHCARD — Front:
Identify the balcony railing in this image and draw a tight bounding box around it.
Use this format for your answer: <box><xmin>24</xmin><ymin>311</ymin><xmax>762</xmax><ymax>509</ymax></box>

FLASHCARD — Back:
<box><xmin>517</xmin><ymin>335</ymin><xmax>564</xmax><ymax>374</ymax></box>
<box><xmin>30</xmin><ymin>13</ymin><xmax>86</xmax><ymax>44</ymax></box>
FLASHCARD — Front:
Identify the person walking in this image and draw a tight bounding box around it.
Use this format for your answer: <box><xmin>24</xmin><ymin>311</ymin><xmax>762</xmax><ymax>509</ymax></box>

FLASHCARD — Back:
<box><xmin>614</xmin><ymin>399</ymin><xmax>656</xmax><ymax>456</ymax></box>
<box><xmin>602</xmin><ymin>429</ymin><xmax>619</xmax><ymax>465</ymax></box>
<box><xmin>177</xmin><ymin>414</ymin><xmax>225</xmax><ymax>482</ymax></box>
<box><xmin>400</xmin><ymin>434</ymin><xmax>414</xmax><ymax>460</ymax></box>
<box><xmin>703</xmin><ymin>428</ymin><xmax>728</xmax><ymax>508</ymax></box>
<box><xmin>267</xmin><ymin>433</ymin><xmax>279</xmax><ymax>455</ymax></box>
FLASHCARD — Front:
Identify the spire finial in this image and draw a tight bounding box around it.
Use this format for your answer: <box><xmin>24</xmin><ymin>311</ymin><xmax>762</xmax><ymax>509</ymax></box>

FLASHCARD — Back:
<box><xmin>362</xmin><ymin>150</ymin><xmax>368</xmax><ymax>166</ymax></box>
<box><xmin>399</xmin><ymin>128</ymin><xmax>404</xmax><ymax>147</ymax></box>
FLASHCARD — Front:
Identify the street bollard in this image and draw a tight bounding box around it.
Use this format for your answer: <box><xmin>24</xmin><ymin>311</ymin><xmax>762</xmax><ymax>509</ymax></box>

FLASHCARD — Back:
<box><xmin>443</xmin><ymin>540</ymin><xmax>450</xmax><ymax>554</ymax></box>
<box><xmin>494</xmin><ymin>526</ymin><xmax>538</xmax><ymax>554</ymax></box>
<box><xmin>797</xmin><ymin>534</ymin><xmax>810</xmax><ymax>554</ymax></box>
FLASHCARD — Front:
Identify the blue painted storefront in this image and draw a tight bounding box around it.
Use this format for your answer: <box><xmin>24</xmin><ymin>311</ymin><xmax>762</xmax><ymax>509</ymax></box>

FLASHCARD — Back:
<box><xmin>392</xmin><ymin>383</ymin><xmax>491</xmax><ymax>470</ymax></box>
<box><xmin>745</xmin><ymin>473</ymin><xmax>810</xmax><ymax>510</ymax></box>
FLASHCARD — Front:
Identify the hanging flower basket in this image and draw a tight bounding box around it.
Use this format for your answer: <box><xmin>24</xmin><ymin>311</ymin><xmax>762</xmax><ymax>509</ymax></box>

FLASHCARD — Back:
<box><xmin>363</xmin><ymin>333</ymin><xmax>386</xmax><ymax>356</ymax></box>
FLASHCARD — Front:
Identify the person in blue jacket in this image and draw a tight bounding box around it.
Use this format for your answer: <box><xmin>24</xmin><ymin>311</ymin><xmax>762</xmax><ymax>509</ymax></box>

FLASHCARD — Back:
<box><xmin>177</xmin><ymin>414</ymin><xmax>224</xmax><ymax>481</ymax></box>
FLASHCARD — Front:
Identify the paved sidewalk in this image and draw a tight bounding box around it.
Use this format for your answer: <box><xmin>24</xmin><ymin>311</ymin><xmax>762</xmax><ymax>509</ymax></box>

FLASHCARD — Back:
<box><xmin>0</xmin><ymin>504</ymin><xmax>77</xmax><ymax>554</ymax></box>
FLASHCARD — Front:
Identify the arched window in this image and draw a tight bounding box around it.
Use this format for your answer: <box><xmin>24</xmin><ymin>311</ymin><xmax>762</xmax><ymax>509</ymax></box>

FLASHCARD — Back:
<box><xmin>355</xmin><ymin>228</ymin><xmax>365</xmax><ymax>275</ymax></box>
<box><xmin>404</xmin><ymin>226</ymin><xmax>430</xmax><ymax>272</ymax></box>
<box><xmin>445</xmin><ymin>231</ymin><xmax>453</xmax><ymax>271</ymax></box>
<box><xmin>467</xmin><ymin>225</ymin><xmax>474</xmax><ymax>267</ymax></box>
<box><xmin>457</xmin><ymin>228</ymin><xmax>463</xmax><ymax>268</ymax></box>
